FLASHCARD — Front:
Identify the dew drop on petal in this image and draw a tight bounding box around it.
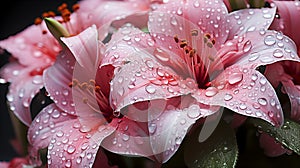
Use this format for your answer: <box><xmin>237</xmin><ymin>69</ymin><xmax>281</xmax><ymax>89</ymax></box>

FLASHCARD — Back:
<box><xmin>175</xmin><ymin>136</ymin><xmax>182</xmax><ymax>145</ymax></box>
<box><xmin>242</xmin><ymin>40</ymin><xmax>252</xmax><ymax>53</ymax></box>
<box><xmin>264</xmin><ymin>35</ymin><xmax>276</xmax><ymax>46</ymax></box>
<box><xmin>67</xmin><ymin>145</ymin><xmax>76</xmax><ymax>154</ymax></box>
<box><xmin>224</xmin><ymin>93</ymin><xmax>233</xmax><ymax>101</ymax></box>
<box><xmin>273</xmin><ymin>49</ymin><xmax>284</xmax><ymax>58</ymax></box>
<box><xmin>145</xmin><ymin>85</ymin><xmax>156</xmax><ymax>94</ymax></box>
<box><xmin>248</xmin><ymin>52</ymin><xmax>260</xmax><ymax>62</ymax></box>
<box><xmin>187</xmin><ymin>107</ymin><xmax>201</xmax><ymax>119</ymax></box>
<box><xmin>154</xmin><ymin>48</ymin><xmax>170</xmax><ymax>62</ymax></box>
<box><xmin>149</xmin><ymin>123</ymin><xmax>157</xmax><ymax>134</ymax></box>
<box><xmin>258</xmin><ymin>98</ymin><xmax>267</xmax><ymax>106</ymax></box>
<box><xmin>65</xmin><ymin>160</ymin><xmax>72</xmax><ymax>168</ymax></box>
<box><xmin>205</xmin><ymin>87</ymin><xmax>218</xmax><ymax>97</ymax></box>
<box><xmin>228</xmin><ymin>73</ymin><xmax>243</xmax><ymax>85</ymax></box>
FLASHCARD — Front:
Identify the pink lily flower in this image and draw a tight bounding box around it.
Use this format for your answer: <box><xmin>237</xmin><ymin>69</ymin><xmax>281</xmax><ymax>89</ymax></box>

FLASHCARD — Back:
<box><xmin>0</xmin><ymin>0</ymin><xmax>153</xmax><ymax>126</ymax></box>
<box><xmin>28</xmin><ymin>25</ymin><xmax>171</xmax><ymax>167</ymax></box>
<box><xmin>101</xmin><ymin>0</ymin><xmax>300</xmax><ymax>162</ymax></box>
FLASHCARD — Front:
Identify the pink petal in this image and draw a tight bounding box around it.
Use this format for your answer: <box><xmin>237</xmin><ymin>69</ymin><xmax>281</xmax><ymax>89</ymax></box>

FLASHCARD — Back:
<box><xmin>270</xmin><ymin>1</ymin><xmax>300</xmax><ymax>54</ymax></box>
<box><xmin>282</xmin><ymin>80</ymin><xmax>300</xmax><ymax>122</ymax></box>
<box><xmin>43</xmin><ymin>50</ymin><xmax>76</xmax><ymax>115</ymax></box>
<box><xmin>101</xmin><ymin>117</ymin><xmax>154</xmax><ymax>157</ymax></box>
<box><xmin>227</xmin><ymin>7</ymin><xmax>276</xmax><ymax>39</ymax></box>
<box><xmin>0</xmin><ymin>162</ymin><xmax>8</xmax><ymax>168</ymax></box>
<box><xmin>259</xmin><ymin>132</ymin><xmax>289</xmax><ymax>157</ymax></box>
<box><xmin>1</xmin><ymin>64</ymin><xmax>44</xmax><ymax>126</ymax></box>
<box><xmin>211</xmin><ymin>30</ymin><xmax>300</xmax><ymax>72</ymax></box>
<box><xmin>148</xmin><ymin>97</ymin><xmax>217</xmax><ymax>163</ymax></box>
<box><xmin>61</xmin><ymin>25</ymin><xmax>100</xmax><ymax>75</ymax></box>
<box><xmin>192</xmin><ymin>66</ymin><xmax>284</xmax><ymax>126</ymax></box>
<box><xmin>148</xmin><ymin>0</ymin><xmax>229</xmax><ymax>49</ymax></box>
<box><xmin>109</xmin><ymin>50</ymin><xmax>196</xmax><ymax>113</ymax></box>
<box><xmin>78</xmin><ymin>0</ymin><xmax>150</xmax><ymax>39</ymax></box>
<box><xmin>264</xmin><ymin>61</ymin><xmax>300</xmax><ymax>122</ymax></box>
<box><xmin>0</xmin><ymin>22</ymin><xmax>60</xmax><ymax>66</ymax></box>
<box><xmin>28</xmin><ymin>104</ymin><xmax>116</xmax><ymax>167</ymax></box>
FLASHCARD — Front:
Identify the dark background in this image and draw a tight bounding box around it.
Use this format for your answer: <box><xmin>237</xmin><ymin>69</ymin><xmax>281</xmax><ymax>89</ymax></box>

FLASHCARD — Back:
<box><xmin>0</xmin><ymin>0</ymin><xmax>77</xmax><ymax>161</ymax></box>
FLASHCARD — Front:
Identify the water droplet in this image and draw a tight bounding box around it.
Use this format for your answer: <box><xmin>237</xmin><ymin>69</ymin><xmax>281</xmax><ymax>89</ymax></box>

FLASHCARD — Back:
<box><xmin>33</xmin><ymin>51</ymin><xmax>42</xmax><ymax>58</ymax></box>
<box><xmin>252</xmin><ymin>102</ymin><xmax>260</xmax><ymax>109</ymax></box>
<box><xmin>122</xmin><ymin>134</ymin><xmax>130</xmax><ymax>141</ymax></box>
<box><xmin>177</xmin><ymin>7</ymin><xmax>183</xmax><ymax>15</ymax></box>
<box><xmin>145</xmin><ymin>60</ymin><xmax>154</xmax><ymax>68</ymax></box>
<box><xmin>239</xmin><ymin>103</ymin><xmax>247</xmax><ymax>110</ymax></box>
<box><xmin>149</xmin><ymin>123</ymin><xmax>157</xmax><ymax>134</ymax></box>
<box><xmin>154</xmin><ymin>48</ymin><xmax>170</xmax><ymax>62</ymax></box>
<box><xmin>187</xmin><ymin>105</ymin><xmax>201</xmax><ymax>118</ymax></box>
<box><xmin>175</xmin><ymin>136</ymin><xmax>182</xmax><ymax>145</ymax></box>
<box><xmin>263</xmin><ymin>13</ymin><xmax>272</xmax><ymax>19</ymax></box>
<box><xmin>32</xmin><ymin>76</ymin><xmax>43</xmax><ymax>84</ymax></box>
<box><xmin>273</xmin><ymin>49</ymin><xmax>284</xmax><ymax>58</ymax></box>
<box><xmin>56</xmin><ymin>130</ymin><xmax>64</xmax><ymax>137</ymax></box>
<box><xmin>205</xmin><ymin>87</ymin><xmax>218</xmax><ymax>97</ymax></box>
<box><xmin>76</xmin><ymin>157</ymin><xmax>82</xmax><ymax>164</ymax></box>
<box><xmin>65</xmin><ymin>160</ymin><xmax>72</xmax><ymax>168</ymax></box>
<box><xmin>243</xmin><ymin>40</ymin><xmax>252</xmax><ymax>53</ymax></box>
<box><xmin>258</xmin><ymin>98</ymin><xmax>267</xmax><ymax>106</ymax></box>
<box><xmin>67</xmin><ymin>145</ymin><xmax>76</xmax><ymax>154</ymax></box>
<box><xmin>122</xmin><ymin>35</ymin><xmax>131</xmax><ymax>41</ymax></box>
<box><xmin>194</xmin><ymin>0</ymin><xmax>200</xmax><ymax>7</ymax></box>
<box><xmin>224</xmin><ymin>93</ymin><xmax>233</xmax><ymax>101</ymax></box>
<box><xmin>228</xmin><ymin>73</ymin><xmax>243</xmax><ymax>85</ymax></box>
<box><xmin>248</xmin><ymin>52</ymin><xmax>260</xmax><ymax>62</ymax></box>
<box><xmin>18</xmin><ymin>88</ymin><xmax>25</xmax><ymax>98</ymax></box>
<box><xmin>259</xmin><ymin>77</ymin><xmax>267</xmax><ymax>85</ymax></box>
<box><xmin>145</xmin><ymin>85</ymin><xmax>156</xmax><ymax>94</ymax></box>
<box><xmin>264</xmin><ymin>35</ymin><xmax>276</xmax><ymax>46</ymax></box>
<box><xmin>170</xmin><ymin>16</ymin><xmax>178</xmax><ymax>26</ymax></box>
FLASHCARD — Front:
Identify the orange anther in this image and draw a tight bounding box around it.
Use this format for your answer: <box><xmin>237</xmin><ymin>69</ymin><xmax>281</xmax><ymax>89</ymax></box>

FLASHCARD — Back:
<box><xmin>34</xmin><ymin>17</ymin><xmax>42</xmax><ymax>25</ymax></box>
<box><xmin>72</xmin><ymin>4</ymin><xmax>80</xmax><ymax>11</ymax></box>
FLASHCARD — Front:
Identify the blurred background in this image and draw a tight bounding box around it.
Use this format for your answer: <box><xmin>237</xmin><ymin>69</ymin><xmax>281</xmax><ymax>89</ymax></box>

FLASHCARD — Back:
<box><xmin>0</xmin><ymin>0</ymin><xmax>77</xmax><ymax>161</ymax></box>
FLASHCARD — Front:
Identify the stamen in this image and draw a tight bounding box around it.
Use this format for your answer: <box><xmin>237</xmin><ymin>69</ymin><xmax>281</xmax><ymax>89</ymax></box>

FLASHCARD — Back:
<box><xmin>34</xmin><ymin>17</ymin><xmax>43</xmax><ymax>25</ymax></box>
<box><xmin>174</xmin><ymin>35</ymin><xmax>179</xmax><ymax>43</ymax></box>
<box><xmin>72</xmin><ymin>4</ymin><xmax>80</xmax><ymax>12</ymax></box>
<box><xmin>180</xmin><ymin>40</ymin><xmax>188</xmax><ymax>48</ymax></box>
<box><xmin>205</xmin><ymin>33</ymin><xmax>211</xmax><ymax>39</ymax></box>
<box><xmin>191</xmin><ymin>29</ymin><xmax>198</xmax><ymax>36</ymax></box>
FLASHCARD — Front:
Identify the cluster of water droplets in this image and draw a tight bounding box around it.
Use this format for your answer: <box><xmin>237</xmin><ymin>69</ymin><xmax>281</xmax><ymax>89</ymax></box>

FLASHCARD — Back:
<box><xmin>30</xmin><ymin>104</ymin><xmax>116</xmax><ymax>168</ymax></box>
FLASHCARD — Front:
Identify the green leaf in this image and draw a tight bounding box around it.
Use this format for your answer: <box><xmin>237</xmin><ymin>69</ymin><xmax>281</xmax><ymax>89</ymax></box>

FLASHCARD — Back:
<box><xmin>249</xmin><ymin>118</ymin><xmax>300</xmax><ymax>155</ymax></box>
<box><xmin>249</xmin><ymin>0</ymin><xmax>265</xmax><ymax>8</ymax></box>
<box><xmin>229</xmin><ymin>0</ymin><xmax>247</xmax><ymax>11</ymax></box>
<box><xmin>184</xmin><ymin>120</ymin><xmax>238</xmax><ymax>168</ymax></box>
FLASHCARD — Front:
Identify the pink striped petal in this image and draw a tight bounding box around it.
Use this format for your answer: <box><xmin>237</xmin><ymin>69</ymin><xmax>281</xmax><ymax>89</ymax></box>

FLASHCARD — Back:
<box><xmin>43</xmin><ymin>50</ymin><xmax>76</xmax><ymax>115</ymax></box>
<box><xmin>192</xmin><ymin>66</ymin><xmax>284</xmax><ymax>126</ymax></box>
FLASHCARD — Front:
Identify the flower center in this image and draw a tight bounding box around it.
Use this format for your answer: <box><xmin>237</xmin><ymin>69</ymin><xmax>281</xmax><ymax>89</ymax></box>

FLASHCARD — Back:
<box><xmin>69</xmin><ymin>79</ymin><xmax>114</xmax><ymax>121</ymax></box>
<box><xmin>173</xmin><ymin>31</ymin><xmax>217</xmax><ymax>89</ymax></box>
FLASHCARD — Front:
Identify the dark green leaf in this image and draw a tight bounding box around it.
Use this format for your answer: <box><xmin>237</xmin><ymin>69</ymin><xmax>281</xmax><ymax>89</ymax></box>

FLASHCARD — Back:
<box><xmin>249</xmin><ymin>118</ymin><xmax>300</xmax><ymax>155</ymax></box>
<box><xmin>184</xmin><ymin>120</ymin><xmax>238</xmax><ymax>168</ymax></box>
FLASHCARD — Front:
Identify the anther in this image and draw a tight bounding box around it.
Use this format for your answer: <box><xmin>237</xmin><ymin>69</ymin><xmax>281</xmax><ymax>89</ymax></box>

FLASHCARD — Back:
<box><xmin>34</xmin><ymin>17</ymin><xmax>43</xmax><ymax>25</ymax></box>
<box><xmin>95</xmin><ymin>86</ymin><xmax>101</xmax><ymax>92</ymax></box>
<box><xmin>58</xmin><ymin>3</ymin><xmax>68</xmax><ymax>12</ymax></box>
<box><xmin>179</xmin><ymin>40</ymin><xmax>187</xmax><ymax>48</ymax></box>
<box><xmin>189</xmin><ymin>49</ymin><xmax>196</xmax><ymax>58</ymax></box>
<box><xmin>72</xmin><ymin>4</ymin><xmax>80</xmax><ymax>12</ymax></box>
<box><xmin>211</xmin><ymin>39</ymin><xmax>216</xmax><ymax>45</ymax></box>
<box><xmin>89</xmin><ymin>79</ymin><xmax>96</xmax><ymax>86</ymax></box>
<box><xmin>205</xmin><ymin>33</ymin><xmax>211</xmax><ymax>39</ymax></box>
<box><xmin>191</xmin><ymin>29</ymin><xmax>198</xmax><ymax>36</ymax></box>
<box><xmin>80</xmin><ymin>82</ymin><xmax>88</xmax><ymax>90</ymax></box>
<box><xmin>174</xmin><ymin>35</ymin><xmax>179</xmax><ymax>43</ymax></box>
<box><xmin>42</xmin><ymin>30</ymin><xmax>48</xmax><ymax>34</ymax></box>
